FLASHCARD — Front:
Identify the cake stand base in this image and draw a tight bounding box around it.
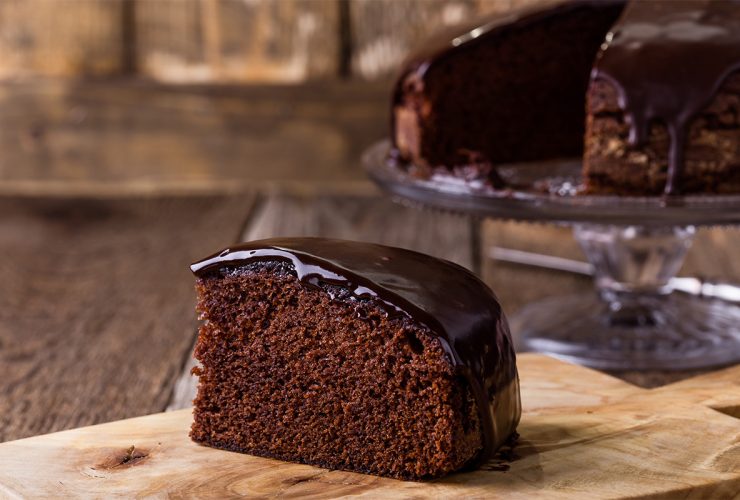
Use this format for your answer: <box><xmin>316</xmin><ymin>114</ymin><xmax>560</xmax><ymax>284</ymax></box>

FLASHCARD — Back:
<box><xmin>510</xmin><ymin>223</ymin><xmax>740</xmax><ymax>371</ymax></box>
<box><xmin>512</xmin><ymin>292</ymin><xmax>740</xmax><ymax>370</ymax></box>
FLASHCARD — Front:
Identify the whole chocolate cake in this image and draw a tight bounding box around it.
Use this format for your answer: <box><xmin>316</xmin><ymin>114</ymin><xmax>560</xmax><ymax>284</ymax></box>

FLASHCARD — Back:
<box><xmin>190</xmin><ymin>238</ymin><xmax>520</xmax><ymax>480</ymax></box>
<box><xmin>392</xmin><ymin>0</ymin><xmax>626</xmax><ymax>184</ymax></box>
<box><xmin>392</xmin><ymin>0</ymin><xmax>740</xmax><ymax>195</ymax></box>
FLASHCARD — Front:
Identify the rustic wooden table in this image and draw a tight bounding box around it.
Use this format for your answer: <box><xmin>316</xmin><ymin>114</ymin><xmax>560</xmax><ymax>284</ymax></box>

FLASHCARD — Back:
<box><xmin>1</xmin><ymin>81</ymin><xmax>738</xmax><ymax>444</ymax></box>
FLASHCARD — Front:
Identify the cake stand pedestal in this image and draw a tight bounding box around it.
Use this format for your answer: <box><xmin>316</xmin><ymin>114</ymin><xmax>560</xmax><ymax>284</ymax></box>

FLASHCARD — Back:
<box><xmin>363</xmin><ymin>140</ymin><xmax>740</xmax><ymax>370</ymax></box>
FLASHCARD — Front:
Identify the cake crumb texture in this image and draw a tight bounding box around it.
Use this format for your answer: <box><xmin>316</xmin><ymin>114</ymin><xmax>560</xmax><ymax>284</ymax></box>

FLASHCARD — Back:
<box><xmin>190</xmin><ymin>263</ymin><xmax>483</xmax><ymax>480</ymax></box>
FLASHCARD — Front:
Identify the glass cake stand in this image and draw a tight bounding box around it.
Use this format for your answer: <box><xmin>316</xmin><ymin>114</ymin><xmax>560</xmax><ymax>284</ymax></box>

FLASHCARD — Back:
<box><xmin>363</xmin><ymin>140</ymin><xmax>740</xmax><ymax>370</ymax></box>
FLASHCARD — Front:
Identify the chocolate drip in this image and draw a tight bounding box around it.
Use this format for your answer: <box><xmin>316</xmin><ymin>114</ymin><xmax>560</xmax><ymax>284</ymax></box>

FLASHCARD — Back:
<box><xmin>592</xmin><ymin>0</ymin><xmax>740</xmax><ymax>195</ymax></box>
<box><xmin>192</xmin><ymin>237</ymin><xmax>521</xmax><ymax>465</ymax></box>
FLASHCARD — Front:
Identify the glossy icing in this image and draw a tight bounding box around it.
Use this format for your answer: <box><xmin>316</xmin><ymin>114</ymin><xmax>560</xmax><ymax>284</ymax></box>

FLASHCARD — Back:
<box><xmin>192</xmin><ymin>237</ymin><xmax>521</xmax><ymax>465</ymax></box>
<box><xmin>592</xmin><ymin>0</ymin><xmax>740</xmax><ymax>194</ymax></box>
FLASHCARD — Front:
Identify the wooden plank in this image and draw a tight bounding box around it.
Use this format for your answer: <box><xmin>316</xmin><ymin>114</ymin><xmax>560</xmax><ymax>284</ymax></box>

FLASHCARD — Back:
<box><xmin>0</xmin><ymin>80</ymin><xmax>387</xmax><ymax>190</ymax></box>
<box><xmin>349</xmin><ymin>0</ymin><xmax>556</xmax><ymax>79</ymax></box>
<box><xmin>0</xmin><ymin>193</ymin><xmax>256</xmax><ymax>442</ymax></box>
<box><xmin>135</xmin><ymin>0</ymin><xmax>340</xmax><ymax>83</ymax></box>
<box><xmin>0</xmin><ymin>0</ymin><xmax>127</xmax><ymax>79</ymax></box>
<box><xmin>244</xmin><ymin>192</ymin><xmax>476</xmax><ymax>269</ymax></box>
<box><xmin>2</xmin><ymin>354</ymin><xmax>739</xmax><ymax>498</ymax></box>
<box><xmin>516</xmin><ymin>354</ymin><xmax>639</xmax><ymax>414</ymax></box>
<box><xmin>648</xmin><ymin>363</ymin><xmax>740</xmax><ymax>416</ymax></box>
<box><xmin>168</xmin><ymin>191</ymin><xmax>478</xmax><ymax>411</ymax></box>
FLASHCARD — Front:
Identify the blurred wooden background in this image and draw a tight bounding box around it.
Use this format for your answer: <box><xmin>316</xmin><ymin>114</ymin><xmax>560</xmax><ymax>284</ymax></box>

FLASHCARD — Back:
<box><xmin>0</xmin><ymin>0</ymin><xmax>549</xmax><ymax>82</ymax></box>
<box><xmin>0</xmin><ymin>0</ymin><xmax>552</xmax><ymax>189</ymax></box>
<box><xmin>1</xmin><ymin>1</ymin><xmax>739</xmax><ymax>443</ymax></box>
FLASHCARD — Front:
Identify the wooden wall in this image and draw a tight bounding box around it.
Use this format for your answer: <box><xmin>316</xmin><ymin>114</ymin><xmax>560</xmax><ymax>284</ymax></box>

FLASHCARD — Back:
<box><xmin>0</xmin><ymin>0</ymin><xmax>552</xmax><ymax>188</ymax></box>
<box><xmin>0</xmin><ymin>0</ymin><xmax>550</xmax><ymax>82</ymax></box>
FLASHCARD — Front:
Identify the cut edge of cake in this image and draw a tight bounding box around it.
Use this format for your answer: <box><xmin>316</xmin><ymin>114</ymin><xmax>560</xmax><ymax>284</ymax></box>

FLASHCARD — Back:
<box><xmin>189</xmin><ymin>238</ymin><xmax>521</xmax><ymax>480</ymax></box>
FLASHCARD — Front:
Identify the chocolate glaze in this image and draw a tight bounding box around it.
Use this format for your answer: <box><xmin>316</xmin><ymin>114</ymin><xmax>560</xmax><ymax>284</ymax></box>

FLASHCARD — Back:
<box><xmin>192</xmin><ymin>237</ymin><xmax>521</xmax><ymax>466</ymax></box>
<box><xmin>592</xmin><ymin>0</ymin><xmax>740</xmax><ymax>195</ymax></box>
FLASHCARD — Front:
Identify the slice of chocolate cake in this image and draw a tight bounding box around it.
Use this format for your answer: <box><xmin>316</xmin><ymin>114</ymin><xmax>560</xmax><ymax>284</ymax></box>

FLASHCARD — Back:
<box><xmin>584</xmin><ymin>0</ymin><xmax>740</xmax><ymax>195</ymax></box>
<box><xmin>391</xmin><ymin>0</ymin><xmax>626</xmax><ymax>184</ymax></box>
<box><xmin>190</xmin><ymin>238</ymin><xmax>520</xmax><ymax>480</ymax></box>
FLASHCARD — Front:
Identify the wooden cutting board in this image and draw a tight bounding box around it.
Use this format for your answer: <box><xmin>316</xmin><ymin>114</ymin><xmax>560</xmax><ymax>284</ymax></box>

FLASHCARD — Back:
<box><xmin>1</xmin><ymin>354</ymin><xmax>738</xmax><ymax>499</ymax></box>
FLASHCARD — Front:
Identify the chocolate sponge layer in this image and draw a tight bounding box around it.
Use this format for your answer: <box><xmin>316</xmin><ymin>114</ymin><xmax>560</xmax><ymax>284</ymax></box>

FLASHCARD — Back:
<box><xmin>191</xmin><ymin>263</ymin><xmax>484</xmax><ymax>480</ymax></box>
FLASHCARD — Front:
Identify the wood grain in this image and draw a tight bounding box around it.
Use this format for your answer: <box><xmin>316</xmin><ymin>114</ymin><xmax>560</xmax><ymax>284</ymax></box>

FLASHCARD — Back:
<box><xmin>0</xmin><ymin>80</ymin><xmax>387</xmax><ymax>189</ymax></box>
<box><xmin>135</xmin><ymin>0</ymin><xmax>340</xmax><ymax>83</ymax></box>
<box><xmin>0</xmin><ymin>0</ymin><xmax>127</xmax><ymax>79</ymax></box>
<box><xmin>0</xmin><ymin>0</ymin><xmax>559</xmax><ymax>82</ymax></box>
<box><xmin>648</xmin><ymin>363</ymin><xmax>740</xmax><ymax>416</ymax></box>
<box><xmin>2</xmin><ymin>354</ymin><xmax>738</xmax><ymax>498</ymax></box>
<box><xmin>0</xmin><ymin>193</ymin><xmax>256</xmax><ymax>442</ymax></box>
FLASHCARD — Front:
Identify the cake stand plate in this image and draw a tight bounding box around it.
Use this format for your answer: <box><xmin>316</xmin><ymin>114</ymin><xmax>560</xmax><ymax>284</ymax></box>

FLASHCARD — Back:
<box><xmin>363</xmin><ymin>140</ymin><xmax>740</xmax><ymax>370</ymax></box>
